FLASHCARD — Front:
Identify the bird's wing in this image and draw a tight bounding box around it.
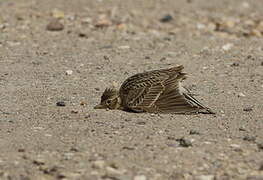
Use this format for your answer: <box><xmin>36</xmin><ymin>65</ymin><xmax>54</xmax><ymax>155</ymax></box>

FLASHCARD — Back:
<box><xmin>120</xmin><ymin>65</ymin><xmax>184</xmax><ymax>93</ymax></box>
<box><xmin>119</xmin><ymin>65</ymin><xmax>210</xmax><ymax>113</ymax></box>
<box><xmin>120</xmin><ymin>67</ymin><xmax>183</xmax><ymax>110</ymax></box>
<box><xmin>127</xmin><ymin>82</ymin><xmax>165</xmax><ymax>109</ymax></box>
<box><xmin>155</xmin><ymin>81</ymin><xmax>214</xmax><ymax>114</ymax></box>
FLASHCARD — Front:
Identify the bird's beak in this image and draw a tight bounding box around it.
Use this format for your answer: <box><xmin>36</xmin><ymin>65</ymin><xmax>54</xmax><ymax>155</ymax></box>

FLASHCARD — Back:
<box><xmin>94</xmin><ymin>104</ymin><xmax>105</xmax><ymax>109</ymax></box>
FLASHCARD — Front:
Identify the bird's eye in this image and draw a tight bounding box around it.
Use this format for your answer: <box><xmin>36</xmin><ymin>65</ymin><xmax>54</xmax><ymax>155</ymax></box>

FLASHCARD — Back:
<box><xmin>106</xmin><ymin>99</ymin><xmax>112</xmax><ymax>104</ymax></box>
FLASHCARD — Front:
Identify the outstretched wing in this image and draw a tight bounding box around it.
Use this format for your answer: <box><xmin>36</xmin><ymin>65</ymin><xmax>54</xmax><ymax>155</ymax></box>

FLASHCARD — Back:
<box><xmin>120</xmin><ymin>66</ymin><xmax>184</xmax><ymax>112</ymax></box>
<box><xmin>155</xmin><ymin>82</ymin><xmax>214</xmax><ymax>114</ymax></box>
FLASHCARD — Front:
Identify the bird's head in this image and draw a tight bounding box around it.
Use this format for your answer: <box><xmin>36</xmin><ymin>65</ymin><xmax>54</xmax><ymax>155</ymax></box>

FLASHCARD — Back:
<box><xmin>94</xmin><ymin>88</ymin><xmax>120</xmax><ymax>110</ymax></box>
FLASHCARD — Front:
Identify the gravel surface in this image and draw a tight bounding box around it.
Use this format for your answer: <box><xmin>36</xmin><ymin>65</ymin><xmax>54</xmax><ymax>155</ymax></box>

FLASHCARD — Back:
<box><xmin>0</xmin><ymin>0</ymin><xmax>263</xmax><ymax>179</ymax></box>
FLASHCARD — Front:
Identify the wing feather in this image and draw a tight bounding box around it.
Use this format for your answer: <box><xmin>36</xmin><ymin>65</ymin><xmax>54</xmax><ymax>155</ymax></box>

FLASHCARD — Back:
<box><xmin>119</xmin><ymin>65</ymin><xmax>214</xmax><ymax>114</ymax></box>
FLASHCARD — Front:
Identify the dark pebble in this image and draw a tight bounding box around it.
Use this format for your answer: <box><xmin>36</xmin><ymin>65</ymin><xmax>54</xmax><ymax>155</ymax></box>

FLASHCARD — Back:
<box><xmin>239</xmin><ymin>127</ymin><xmax>246</xmax><ymax>131</ymax></box>
<box><xmin>261</xmin><ymin>62</ymin><xmax>263</xmax><ymax>66</ymax></box>
<box><xmin>163</xmin><ymin>37</ymin><xmax>171</xmax><ymax>41</ymax></box>
<box><xmin>46</xmin><ymin>19</ymin><xmax>64</xmax><ymax>31</ymax></box>
<box><xmin>78</xmin><ymin>32</ymin><xmax>87</xmax><ymax>38</ymax></box>
<box><xmin>70</xmin><ymin>147</ymin><xmax>79</xmax><ymax>152</ymax></box>
<box><xmin>32</xmin><ymin>160</ymin><xmax>45</xmax><ymax>166</ymax></box>
<box><xmin>176</xmin><ymin>137</ymin><xmax>192</xmax><ymax>147</ymax></box>
<box><xmin>189</xmin><ymin>130</ymin><xmax>201</xmax><ymax>135</ymax></box>
<box><xmin>257</xmin><ymin>142</ymin><xmax>263</xmax><ymax>150</ymax></box>
<box><xmin>104</xmin><ymin>55</ymin><xmax>109</xmax><ymax>60</ymax></box>
<box><xmin>145</xmin><ymin>56</ymin><xmax>151</xmax><ymax>59</ymax></box>
<box><xmin>231</xmin><ymin>62</ymin><xmax>239</xmax><ymax>67</ymax></box>
<box><xmin>243</xmin><ymin>106</ymin><xmax>253</xmax><ymax>112</ymax></box>
<box><xmin>18</xmin><ymin>148</ymin><xmax>25</xmax><ymax>152</ymax></box>
<box><xmin>167</xmin><ymin>136</ymin><xmax>176</xmax><ymax>140</ymax></box>
<box><xmin>259</xmin><ymin>163</ymin><xmax>263</xmax><ymax>171</ymax></box>
<box><xmin>243</xmin><ymin>135</ymin><xmax>256</xmax><ymax>142</ymax></box>
<box><xmin>160</xmin><ymin>14</ymin><xmax>173</xmax><ymax>23</ymax></box>
<box><xmin>71</xmin><ymin>110</ymin><xmax>78</xmax><ymax>114</ymax></box>
<box><xmin>136</xmin><ymin>121</ymin><xmax>146</xmax><ymax>125</ymax></box>
<box><xmin>246</xmin><ymin>55</ymin><xmax>253</xmax><ymax>59</ymax></box>
<box><xmin>160</xmin><ymin>57</ymin><xmax>166</xmax><ymax>61</ymax></box>
<box><xmin>122</xmin><ymin>146</ymin><xmax>135</xmax><ymax>150</ymax></box>
<box><xmin>84</xmin><ymin>114</ymin><xmax>91</xmax><ymax>119</ymax></box>
<box><xmin>56</xmin><ymin>101</ymin><xmax>66</xmax><ymax>107</ymax></box>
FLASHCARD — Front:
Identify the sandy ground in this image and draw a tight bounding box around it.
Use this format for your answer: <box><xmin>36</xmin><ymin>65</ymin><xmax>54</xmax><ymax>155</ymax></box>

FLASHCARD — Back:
<box><xmin>0</xmin><ymin>0</ymin><xmax>263</xmax><ymax>179</ymax></box>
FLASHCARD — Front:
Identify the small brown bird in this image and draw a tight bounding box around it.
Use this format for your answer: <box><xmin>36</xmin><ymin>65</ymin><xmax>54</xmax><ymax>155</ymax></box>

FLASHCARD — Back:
<box><xmin>94</xmin><ymin>65</ymin><xmax>214</xmax><ymax>114</ymax></box>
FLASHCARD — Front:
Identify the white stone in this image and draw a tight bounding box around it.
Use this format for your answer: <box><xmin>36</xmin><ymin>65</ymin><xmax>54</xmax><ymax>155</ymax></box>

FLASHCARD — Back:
<box><xmin>66</xmin><ymin>70</ymin><xmax>73</xmax><ymax>75</ymax></box>
<box><xmin>222</xmin><ymin>43</ymin><xmax>233</xmax><ymax>51</ymax></box>
<box><xmin>195</xmin><ymin>175</ymin><xmax>214</xmax><ymax>180</ymax></box>
<box><xmin>92</xmin><ymin>160</ymin><xmax>105</xmax><ymax>169</ymax></box>
<box><xmin>238</xmin><ymin>92</ymin><xmax>246</xmax><ymax>97</ymax></box>
<box><xmin>134</xmin><ymin>175</ymin><xmax>147</xmax><ymax>180</ymax></box>
<box><xmin>118</xmin><ymin>45</ymin><xmax>130</xmax><ymax>49</ymax></box>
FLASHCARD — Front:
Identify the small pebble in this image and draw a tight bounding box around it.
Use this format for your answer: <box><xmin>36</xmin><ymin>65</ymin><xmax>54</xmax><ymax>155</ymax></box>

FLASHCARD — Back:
<box><xmin>71</xmin><ymin>110</ymin><xmax>78</xmax><ymax>114</ymax></box>
<box><xmin>95</xmin><ymin>19</ymin><xmax>111</xmax><ymax>28</ymax></box>
<box><xmin>66</xmin><ymin>70</ymin><xmax>73</xmax><ymax>75</ymax></box>
<box><xmin>81</xmin><ymin>17</ymin><xmax>92</xmax><ymax>24</ymax></box>
<box><xmin>196</xmin><ymin>23</ymin><xmax>206</xmax><ymax>30</ymax></box>
<box><xmin>189</xmin><ymin>130</ymin><xmax>201</xmax><ymax>135</ymax></box>
<box><xmin>78</xmin><ymin>32</ymin><xmax>87</xmax><ymax>38</ymax></box>
<box><xmin>243</xmin><ymin>106</ymin><xmax>253</xmax><ymax>112</ymax></box>
<box><xmin>145</xmin><ymin>56</ymin><xmax>150</xmax><ymax>59</ymax></box>
<box><xmin>160</xmin><ymin>14</ymin><xmax>173</xmax><ymax>23</ymax></box>
<box><xmin>243</xmin><ymin>135</ymin><xmax>256</xmax><ymax>142</ymax></box>
<box><xmin>230</xmin><ymin>144</ymin><xmax>242</xmax><ymax>151</ymax></box>
<box><xmin>231</xmin><ymin>62</ymin><xmax>239</xmax><ymax>67</ymax></box>
<box><xmin>18</xmin><ymin>148</ymin><xmax>25</xmax><ymax>152</ymax></box>
<box><xmin>238</xmin><ymin>92</ymin><xmax>246</xmax><ymax>97</ymax></box>
<box><xmin>122</xmin><ymin>146</ymin><xmax>135</xmax><ymax>150</ymax></box>
<box><xmin>241</xmin><ymin>2</ymin><xmax>250</xmax><ymax>8</ymax></box>
<box><xmin>222</xmin><ymin>43</ymin><xmax>233</xmax><ymax>51</ymax></box>
<box><xmin>51</xmin><ymin>9</ymin><xmax>65</xmax><ymax>19</ymax></box>
<box><xmin>160</xmin><ymin>57</ymin><xmax>166</xmax><ymax>61</ymax></box>
<box><xmin>80</xmin><ymin>101</ymin><xmax>87</xmax><ymax>106</ymax></box>
<box><xmin>106</xmin><ymin>166</ymin><xmax>124</xmax><ymax>176</ymax></box>
<box><xmin>195</xmin><ymin>175</ymin><xmax>214</xmax><ymax>180</ymax></box>
<box><xmin>257</xmin><ymin>142</ymin><xmax>263</xmax><ymax>150</ymax></box>
<box><xmin>239</xmin><ymin>127</ymin><xmax>246</xmax><ymax>131</ymax></box>
<box><xmin>56</xmin><ymin>101</ymin><xmax>66</xmax><ymax>107</ymax></box>
<box><xmin>92</xmin><ymin>160</ymin><xmax>105</xmax><ymax>169</ymax></box>
<box><xmin>230</xmin><ymin>144</ymin><xmax>241</xmax><ymax>148</ymax></box>
<box><xmin>32</xmin><ymin>159</ymin><xmax>45</xmax><ymax>166</ymax></box>
<box><xmin>176</xmin><ymin>137</ymin><xmax>192</xmax><ymax>147</ymax></box>
<box><xmin>84</xmin><ymin>114</ymin><xmax>91</xmax><ymax>118</ymax></box>
<box><xmin>118</xmin><ymin>45</ymin><xmax>130</xmax><ymax>49</ymax></box>
<box><xmin>104</xmin><ymin>56</ymin><xmax>110</xmax><ymax>60</ymax></box>
<box><xmin>136</xmin><ymin>121</ymin><xmax>146</xmax><ymax>125</ymax></box>
<box><xmin>134</xmin><ymin>175</ymin><xmax>147</xmax><ymax>180</ymax></box>
<box><xmin>46</xmin><ymin>19</ymin><xmax>64</xmax><ymax>31</ymax></box>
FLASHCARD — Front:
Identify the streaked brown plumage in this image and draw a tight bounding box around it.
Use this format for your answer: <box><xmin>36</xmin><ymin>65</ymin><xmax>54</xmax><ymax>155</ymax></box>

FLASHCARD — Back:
<box><xmin>94</xmin><ymin>65</ymin><xmax>214</xmax><ymax>114</ymax></box>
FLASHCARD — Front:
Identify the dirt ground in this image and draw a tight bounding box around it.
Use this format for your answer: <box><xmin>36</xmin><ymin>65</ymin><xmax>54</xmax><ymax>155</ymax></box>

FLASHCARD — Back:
<box><xmin>0</xmin><ymin>0</ymin><xmax>263</xmax><ymax>179</ymax></box>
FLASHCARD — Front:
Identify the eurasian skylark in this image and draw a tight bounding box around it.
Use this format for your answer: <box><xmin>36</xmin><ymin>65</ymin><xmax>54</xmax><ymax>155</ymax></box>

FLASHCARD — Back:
<box><xmin>94</xmin><ymin>65</ymin><xmax>214</xmax><ymax>114</ymax></box>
